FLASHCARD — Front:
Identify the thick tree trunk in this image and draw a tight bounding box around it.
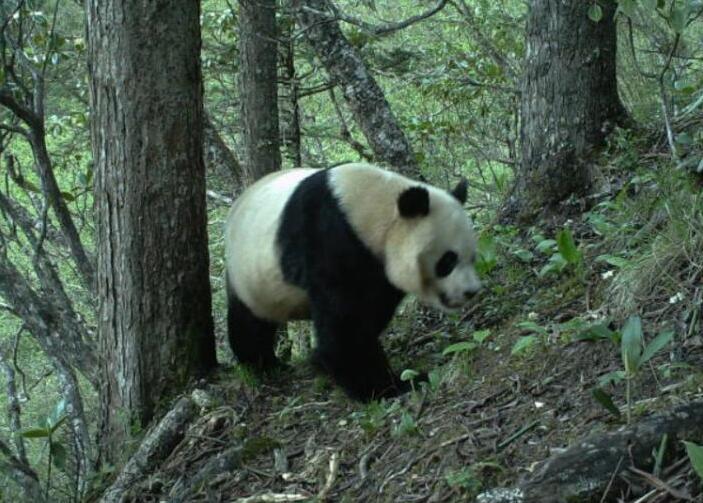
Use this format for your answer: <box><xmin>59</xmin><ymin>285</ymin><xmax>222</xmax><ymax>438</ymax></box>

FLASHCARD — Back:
<box><xmin>238</xmin><ymin>0</ymin><xmax>282</xmax><ymax>182</ymax></box>
<box><xmin>294</xmin><ymin>0</ymin><xmax>419</xmax><ymax>177</ymax></box>
<box><xmin>87</xmin><ymin>0</ymin><xmax>217</xmax><ymax>463</ymax></box>
<box><xmin>510</xmin><ymin>0</ymin><xmax>627</xmax><ymax>221</ymax></box>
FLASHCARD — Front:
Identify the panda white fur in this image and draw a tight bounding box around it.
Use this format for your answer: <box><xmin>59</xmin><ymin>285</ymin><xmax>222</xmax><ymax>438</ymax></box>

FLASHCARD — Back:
<box><xmin>225</xmin><ymin>163</ymin><xmax>480</xmax><ymax>401</ymax></box>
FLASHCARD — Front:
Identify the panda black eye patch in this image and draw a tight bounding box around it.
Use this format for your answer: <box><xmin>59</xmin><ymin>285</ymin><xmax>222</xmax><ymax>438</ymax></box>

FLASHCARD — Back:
<box><xmin>435</xmin><ymin>251</ymin><xmax>458</xmax><ymax>278</ymax></box>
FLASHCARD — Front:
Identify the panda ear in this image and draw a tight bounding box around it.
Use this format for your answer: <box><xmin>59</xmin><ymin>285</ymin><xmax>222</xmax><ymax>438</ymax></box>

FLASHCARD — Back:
<box><xmin>451</xmin><ymin>178</ymin><xmax>468</xmax><ymax>205</ymax></box>
<box><xmin>398</xmin><ymin>186</ymin><xmax>430</xmax><ymax>218</ymax></box>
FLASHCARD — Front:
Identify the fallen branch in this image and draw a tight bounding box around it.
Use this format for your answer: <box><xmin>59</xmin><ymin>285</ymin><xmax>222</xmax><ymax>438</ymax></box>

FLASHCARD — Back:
<box><xmin>317</xmin><ymin>451</ymin><xmax>339</xmax><ymax>500</ymax></box>
<box><xmin>100</xmin><ymin>396</ymin><xmax>198</xmax><ymax>503</ymax></box>
<box><xmin>235</xmin><ymin>493</ymin><xmax>311</xmax><ymax>503</ymax></box>
<box><xmin>477</xmin><ymin>400</ymin><xmax>703</xmax><ymax>503</ymax></box>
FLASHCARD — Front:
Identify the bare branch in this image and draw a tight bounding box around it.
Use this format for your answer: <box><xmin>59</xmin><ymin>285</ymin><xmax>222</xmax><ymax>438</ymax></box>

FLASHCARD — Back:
<box><xmin>0</xmin><ymin>343</ymin><xmax>27</xmax><ymax>465</ymax></box>
<box><xmin>449</xmin><ymin>0</ymin><xmax>519</xmax><ymax>81</ymax></box>
<box><xmin>294</xmin><ymin>0</ymin><xmax>419</xmax><ymax>176</ymax></box>
<box><xmin>0</xmin><ymin>437</ymin><xmax>45</xmax><ymax>502</ymax></box>
<box><xmin>328</xmin><ymin>87</ymin><xmax>373</xmax><ymax>161</ymax></box>
<box><xmin>327</xmin><ymin>0</ymin><xmax>449</xmax><ymax>37</ymax></box>
<box><xmin>100</xmin><ymin>397</ymin><xmax>198</xmax><ymax>503</ymax></box>
<box><xmin>51</xmin><ymin>355</ymin><xmax>93</xmax><ymax>497</ymax></box>
<box><xmin>0</xmin><ymin>256</ymin><xmax>97</xmax><ymax>385</ymax></box>
<box><xmin>28</xmin><ymin>130</ymin><xmax>95</xmax><ymax>290</ymax></box>
<box><xmin>0</xmin><ymin>89</ymin><xmax>42</xmax><ymax>131</ymax></box>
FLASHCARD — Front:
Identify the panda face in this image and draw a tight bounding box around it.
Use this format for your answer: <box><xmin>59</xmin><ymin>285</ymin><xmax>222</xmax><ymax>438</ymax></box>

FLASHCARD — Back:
<box><xmin>384</xmin><ymin>180</ymin><xmax>481</xmax><ymax>311</ymax></box>
<box><xmin>417</xmin><ymin>205</ymin><xmax>481</xmax><ymax>311</ymax></box>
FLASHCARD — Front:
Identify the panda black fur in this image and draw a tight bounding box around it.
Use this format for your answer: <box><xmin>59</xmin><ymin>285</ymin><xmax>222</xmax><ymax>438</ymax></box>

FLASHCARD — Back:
<box><xmin>225</xmin><ymin>163</ymin><xmax>480</xmax><ymax>401</ymax></box>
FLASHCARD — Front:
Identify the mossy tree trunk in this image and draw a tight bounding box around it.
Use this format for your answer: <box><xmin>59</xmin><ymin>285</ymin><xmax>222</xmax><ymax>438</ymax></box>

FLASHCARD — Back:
<box><xmin>87</xmin><ymin>0</ymin><xmax>217</xmax><ymax>463</ymax></box>
<box><xmin>510</xmin><ymin>0</ymin><xmax>627</xmax><ymax>222</ymax></box>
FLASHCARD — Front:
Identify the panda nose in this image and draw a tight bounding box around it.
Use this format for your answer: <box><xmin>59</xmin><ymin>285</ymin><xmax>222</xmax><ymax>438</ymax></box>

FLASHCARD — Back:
<box><xmin>464</xmin><ymin>289</ymin><xmax>478</xmax><ymax>300</ymax></box>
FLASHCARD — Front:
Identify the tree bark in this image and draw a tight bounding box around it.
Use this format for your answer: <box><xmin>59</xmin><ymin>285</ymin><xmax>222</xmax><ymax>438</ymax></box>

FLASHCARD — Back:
<box><xmin>238</xmin><ymin>0</ymin><xmax>282</xmax><ymax>182</ymax></box>
<box><xmin>279</xmin><ymin>14</ymin><xmax>303</xmax><ymax>168</ymax></box>
<box><xmin>294</xmin><ymin>0</ymin><xmax>419</xmax><ymax>177</ymax></box>
<box><xmin>87</xmin><ymin>0</ymin><xmax>217</xmax><ymax>463</ymax></box>
<box><xmin>509</xmin><ymin>0</ymin><xmax>627</xmax><ymax>222</ymax></box>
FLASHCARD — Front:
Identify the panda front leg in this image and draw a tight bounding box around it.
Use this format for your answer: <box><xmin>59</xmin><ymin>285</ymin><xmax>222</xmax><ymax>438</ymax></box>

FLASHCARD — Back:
<box><xmin>310</xmin><ymin>307</ymin><xmax>408</xmax><ymax>401</ymax></box>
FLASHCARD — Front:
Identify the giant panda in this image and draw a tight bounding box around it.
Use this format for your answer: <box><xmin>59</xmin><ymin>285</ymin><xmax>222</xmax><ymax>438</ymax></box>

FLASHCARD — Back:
<box><xmin>224</xmin><ymin>163</ymin><xmax>481</xmax><ymax>401</ymax></box>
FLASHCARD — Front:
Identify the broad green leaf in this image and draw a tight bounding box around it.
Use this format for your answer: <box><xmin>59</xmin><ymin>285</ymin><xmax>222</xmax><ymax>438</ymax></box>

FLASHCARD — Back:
<box><xmin>442</xmin><ymin>341</ymin><xmax>477</xmax><ymax>356</ymax></box>
<box><xmin>48</xmin><ymin>415</ymin><xmax>66</xmax><ymax>434</ymax></box>
<box><xmin>587</xmin><ymin>213</ymin><xmax>613</xmax><ymax>235</ymax></box>
<box><xmin>588</xmin><ymin>3</ymin><xmax>603</xmax><ymax>22</ymax></box>
<box><xmin>400</xmin><ymin>369</ymin><xmax>420</xmax><ymax>382</ymax></box>
<box><xmin>536</xmin><ymin>239</ymin><xmax>557</xmax><ymax>254</ymax></box>
<box><xmin>575</xmin><ymin>323</ymin><xmax>617</xmax><ymax>342</ymax></box>
<box><xmin>50</xmin><ymin>441</ymin><xmax>68</xmax><ymax>471</ymax></box>
<box><xmin>511</xmin><ymin>335</ymin><xmax>537</xmax><ymax>356</ymax></box>
<box><xmin>641</xmin><ymin>0</ymin><xmax>657</xmax><ymax>9</ymax></box>
<box><xmin>592</xmin><ymin>388</ymin><xmax>621</xmax><ymax>418</ymax></box>
<box><xmin>21</xmin><ymin>180</ymin><xmax>41</xmax><ymax>193</ymax></box>
<box><xmin>676</xmin><ymin>132</ymin><xmax>693</xmax><ymax>145</ymax></box>
<box><xmin>427</xmin><ymin>369</ymin><xmax>441</xmax><ymax>390</ymax></box>
<box><xmin>473</xmin><ymin>329</ymin><xmax>491</xmax><ymax>344</ymax></box>
<box><xmin>476</xmin><ymin>233</ymin><xmax>498</xmax><ymax>276</ymax></box>
<box><xmin>61</xmin><ymin>191</ymin><xmax>76</xmax><ymax>202</ymax></box>
<box><xmin>21</xmin><ymin>428</ymin><xmax>50</xmax><ymax>438</ymax></box>
<box><xmin>621</xmin><ymin>315</ymin><xmax>643</xmax><ymax>373</ymax></box>
<box><xmin>539</xmin><ymin>254</ymin><xmax>568</xmax><ymax>277</ymax></box>
<box><xmin>598</xmin><ymin>370</ymin><xmax>626</xmax><ymax>387</ymax></box>
<box><xmin>596</xmin><ymin>254</ymin><xmax>630</xmax><ymax>268</ymax></box>
<box><xmin>515</xmin><ymin>321</ymin><xmax>548</xmax><ymax>336</ymax></box>
<box><xmin>512</xmin><ymin>249</ymin><xmax>534</xmax><ymax>263</ymax></box>
<box><xmin>640</xmin><ymin>331</ymin><xmax>674</xmax><ymax>365</ymax></box>
<box><xmin>683</xmin><ymin>441</ymin><xmax>703</xmax><ymax>482</ymax></box>
<box><xmin>556</xmin><ymin>228</ymin><xmax>581</xmax><ymax>265</ymax></box>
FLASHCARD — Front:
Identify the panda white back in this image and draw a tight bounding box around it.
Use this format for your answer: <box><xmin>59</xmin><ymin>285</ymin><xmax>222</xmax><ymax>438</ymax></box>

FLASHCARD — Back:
<box><xmin>225</xmin><ymin>168</ymin><xmax>317</xmax><ymax>322</ymax></box>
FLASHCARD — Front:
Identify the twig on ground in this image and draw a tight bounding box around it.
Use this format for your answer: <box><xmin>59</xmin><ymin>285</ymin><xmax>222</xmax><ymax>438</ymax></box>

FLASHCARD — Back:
<box><xmin>317</xmin><ymin>451</ymin><xmax>339</xmax><ymax>501</ymax></box>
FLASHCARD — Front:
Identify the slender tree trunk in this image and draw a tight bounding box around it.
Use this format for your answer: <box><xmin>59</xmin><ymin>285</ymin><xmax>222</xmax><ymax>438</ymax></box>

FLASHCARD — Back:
<box><xmin>203</xmin><ymin>114</ymin><xmax>245</xmax><ymax>193</ymax></box>
<box><xmin>294</xmin><ymin>0</ymin><xmax>419</xmax><ymax>177</ymax></box>
<box><xmin>279</xmin><ymin>15</ymin><xmax>302</xmax><ymax>168</ymax></box>
<box><xmin>239</xmin><ymin>0</ymin><xmax>282</xmax><ymax>181</ymax></box>
<box><xmin>509</xmin><ymin>0</ymin><xmax>627</xmax><ymax>222</ymax></box>
<box><xmin>87</xmin><ymin>0</ymin><xmax>217</xmax><ymax>463</ymax></box>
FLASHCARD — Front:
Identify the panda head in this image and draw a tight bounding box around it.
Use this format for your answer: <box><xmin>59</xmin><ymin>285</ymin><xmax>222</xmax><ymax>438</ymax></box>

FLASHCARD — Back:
<box><xmin>386</xmin><ymin>179</ymin><xmax>481</xmax><ymax>311</ymax></box>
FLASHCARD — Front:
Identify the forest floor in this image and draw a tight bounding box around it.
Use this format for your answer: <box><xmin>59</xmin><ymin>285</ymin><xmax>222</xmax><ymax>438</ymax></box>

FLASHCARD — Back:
<box><xmin>127</xmin><ymin>171</ymin><xmax>703</xmax><ymax>502</ymax></box>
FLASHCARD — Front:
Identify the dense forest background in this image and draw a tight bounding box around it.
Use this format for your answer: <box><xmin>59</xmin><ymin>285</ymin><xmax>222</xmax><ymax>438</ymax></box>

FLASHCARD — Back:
<box><xmin>1</xmin><ymin>0</ymin><xmax>703</xmax><ymax>501</ymax></box>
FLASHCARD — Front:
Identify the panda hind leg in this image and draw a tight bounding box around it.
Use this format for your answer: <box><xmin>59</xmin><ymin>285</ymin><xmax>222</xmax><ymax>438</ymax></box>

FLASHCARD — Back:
<box><xmin>226</xmin><ymin>283</ymin><xmax>280</xmax><ymax>370</ymax></box>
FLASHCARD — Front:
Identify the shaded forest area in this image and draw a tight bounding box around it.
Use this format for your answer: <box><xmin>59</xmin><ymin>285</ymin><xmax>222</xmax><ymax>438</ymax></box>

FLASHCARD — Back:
<box><xmin>1</xmin><ymin>0</ymin><xmax>703</xmax><ymax>501</ymax></box>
